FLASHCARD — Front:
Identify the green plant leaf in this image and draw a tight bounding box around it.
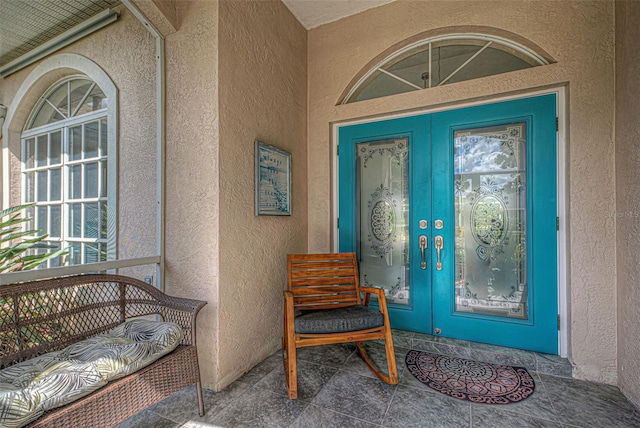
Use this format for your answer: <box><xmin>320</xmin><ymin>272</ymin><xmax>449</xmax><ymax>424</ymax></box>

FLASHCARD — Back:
<box><xmin>0</xmin><ymin>218</ymin><xmax>29</xmax><ymax>234</ymax></box>
<box><xmin>0</xmin><ymin>230</ymin><xmax>37</xmax><ymax>245</ymax></box>
<box><xmin>0</xmin><ymin>203</ymin><xmax>69</xmax><ymax>274</ymax></box>
<box><xmin>0</xmin><ymin>203</ymin><xmax>36</xmax><ymax>219</ymax></box>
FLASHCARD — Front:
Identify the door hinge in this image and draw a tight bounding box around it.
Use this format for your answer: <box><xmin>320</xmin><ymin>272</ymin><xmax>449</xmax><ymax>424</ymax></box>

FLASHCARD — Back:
<box><xmin>336</xmin><ymin>144</ymin><xmax>339</xmax><ymax>156</ymax></box>
<box><xmin>557</xmin><ymin>315</ymin><xmax>561</xmax><ymax>330</ymax></box>
<box><xmin>556</xmin><ymin>216</ymin><xmax>560</xmax><ymax>231</ymax></box>
<box><xmin>337</xmin><ymin>218</ymin><xmax>339</xmax><ymax>229</ymax></box>
<box><xmin>556</xmin><ymin>117</ymin><xmax>559</xmax><ymax>132</ymax></box>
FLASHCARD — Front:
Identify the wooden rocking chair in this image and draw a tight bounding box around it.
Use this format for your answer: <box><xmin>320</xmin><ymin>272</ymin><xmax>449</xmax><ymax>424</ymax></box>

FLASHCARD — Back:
<box><xmin>282</xmin><ymin>252</ymin><xmax>398</xmax><ymax>399</ymax></box>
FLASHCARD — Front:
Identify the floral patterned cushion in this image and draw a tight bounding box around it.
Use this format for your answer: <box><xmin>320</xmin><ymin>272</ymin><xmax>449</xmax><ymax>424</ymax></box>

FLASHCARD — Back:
<box><xmin>0</xmin><ymin>320</ymin><xmax>183</xmax><ymax>428</ymax></box>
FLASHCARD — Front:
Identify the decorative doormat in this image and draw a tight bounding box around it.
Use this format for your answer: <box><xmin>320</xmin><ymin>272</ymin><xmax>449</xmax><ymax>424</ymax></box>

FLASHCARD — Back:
<box><xmin>405</xmin><ymin>350</ymin><xmax>535</xmax><ymax>404</ymax></box>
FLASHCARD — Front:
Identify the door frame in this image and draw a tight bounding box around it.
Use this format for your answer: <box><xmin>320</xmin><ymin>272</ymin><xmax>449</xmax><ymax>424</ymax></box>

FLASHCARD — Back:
<box><xmin>331</xmin><ymin>86</ymin><xmax>569</xmax><ymax>357</ymax></box>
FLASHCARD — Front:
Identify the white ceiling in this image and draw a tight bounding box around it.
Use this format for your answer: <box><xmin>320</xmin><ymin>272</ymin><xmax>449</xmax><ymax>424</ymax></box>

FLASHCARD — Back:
<box><xmin>281</xmin><ymin>0</ymin><xmax>395</xmax><ymax>30</ymax></box>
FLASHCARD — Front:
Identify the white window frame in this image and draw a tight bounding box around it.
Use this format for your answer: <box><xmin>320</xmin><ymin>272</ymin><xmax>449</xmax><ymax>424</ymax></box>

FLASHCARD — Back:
<box><xmin>21</xmin><ymin>77</ymin><xmax>111</xmax><ymax>268</ymax></box>
<box><xmin>0</xmin><ymin>54</ymin><xmax>159</xmax><ymax>286</ymax></box>
<box><xmin>342</xmin><ymin>33</ymin><xmax>551</xmax><ymax>104</ymax></box>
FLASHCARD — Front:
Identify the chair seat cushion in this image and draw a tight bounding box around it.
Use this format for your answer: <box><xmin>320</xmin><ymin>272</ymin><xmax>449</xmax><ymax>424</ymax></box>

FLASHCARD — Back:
<box><xmin>294</xmin><ymin>305</ymin><xmax>384</xmax><ymax>334</ymax></box>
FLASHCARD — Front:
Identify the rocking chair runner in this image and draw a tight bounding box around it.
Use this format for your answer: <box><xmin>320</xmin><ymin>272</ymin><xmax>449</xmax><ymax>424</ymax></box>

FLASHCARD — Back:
<box><xmin>282</xmin><ymin>252</ymin><xmax>398</xmax><ymax>399</ymax></box>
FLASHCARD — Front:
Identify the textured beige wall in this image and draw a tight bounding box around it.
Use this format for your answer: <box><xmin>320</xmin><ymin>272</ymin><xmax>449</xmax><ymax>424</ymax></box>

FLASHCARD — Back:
<box><xmin>0</xmin><ymin>0</ymin><xmax>304</xmax><ymax>391</ymax></box>
<box><xmin>163</xmin><ymin>0</ymin><xmax>220</xmax><ymax>388</ymax></box>
<box><xmin>217</xmin><ymin>0</ymin><xmax>307</xmax><ymax>389</ymax></box>
<box><xmin>615</xmin><ymin>0</ymin><xmax>640</xmax><ymax>409</ymax></box>
<box><xmin>151</xmin><ymin>0</ymin><xmax>178</xmax><ymax>30</ymax></box>
<box><xmin>0</xmin><ymin>6</ymin><xmax>158</xmax><ymax>260</ymax></box>
<box><xmin>307</xmin><ymin>0</ymin><xmax>617</xmax><ymax>383</ymax></box>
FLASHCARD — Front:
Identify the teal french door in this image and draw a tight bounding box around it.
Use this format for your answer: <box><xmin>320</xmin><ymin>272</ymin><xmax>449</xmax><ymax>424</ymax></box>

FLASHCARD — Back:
<box><xmin>338</xmin><ymin>94</ymin><xmax>558</xmax><ymax>354</ymax></box>
<box><xmin>339</xmin><ymin>115</ymin><xmax>432</xmax><ymax>333</ymax></box>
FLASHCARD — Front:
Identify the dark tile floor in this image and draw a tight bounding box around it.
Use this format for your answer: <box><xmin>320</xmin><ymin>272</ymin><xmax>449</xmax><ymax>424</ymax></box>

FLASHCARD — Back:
<box><xmin>117</xmin><ymin>332</ymin><xmax>640</xmax><ymax>428</ymax></box>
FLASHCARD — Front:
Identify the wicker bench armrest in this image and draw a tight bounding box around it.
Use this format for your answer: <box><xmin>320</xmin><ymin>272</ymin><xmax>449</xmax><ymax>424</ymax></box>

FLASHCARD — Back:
<box><xmin>155</xmin><ymin>293</ymin><xmax>207</xmax><ymax>314</ymax></box>
<box><xmin>154</xmin><ymin>293</ymin><xmax>207</xmax><ymax>346</ymax></box>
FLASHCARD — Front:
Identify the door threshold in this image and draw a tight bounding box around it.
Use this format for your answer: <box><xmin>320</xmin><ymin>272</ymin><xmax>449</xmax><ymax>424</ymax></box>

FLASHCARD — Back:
<box><xmin>392</xmin><ymin>329</ymin><xmax>572</xmax><ymax>379</ymax></box>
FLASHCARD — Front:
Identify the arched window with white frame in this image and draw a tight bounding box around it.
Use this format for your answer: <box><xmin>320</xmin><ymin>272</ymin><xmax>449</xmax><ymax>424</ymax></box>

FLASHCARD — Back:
<box><xmin>21</xmin><ymin>75</ymin><xmax>113</xmax><ymax>267</ymax></box>
<box><xmin>340</xmin><ymin>32</ymin><xmax>553</xmax><ymax>104</ymax></box>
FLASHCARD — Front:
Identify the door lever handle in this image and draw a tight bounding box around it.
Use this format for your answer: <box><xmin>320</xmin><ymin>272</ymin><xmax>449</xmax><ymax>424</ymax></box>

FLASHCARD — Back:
<box><xmin>435</xmin><ymin>235</ymin><xmax>444</xmax><ymax>271</ymax></box>
<box><xmin>419</xmin><ymin>235</ymin><xmax>428</xmax><ymax>270</ymax></box>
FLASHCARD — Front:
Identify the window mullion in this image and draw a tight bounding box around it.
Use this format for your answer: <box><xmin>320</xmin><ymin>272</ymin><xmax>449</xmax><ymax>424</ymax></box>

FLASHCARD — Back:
<box><xmin>44</xmin><ymin>99</ymin><xmax>67</xmax><ymax>120</ymax></box>
<box><xmin>67</xmin><ymin>81</ymin><xmax>71</xmax><ymax>118</ymax></box>
<box><xmin>428</xmin><ymin>43</ymin><xmax>432</xmax><ymax>89</ymax></box>
<box><xmin>79</xmin><ymin>122</ymin><xmax>85</xmax><ymax>265</ymax></box>
<box><xmin>46</xmin><ymin>135</ymin><xmax>52</xmax><ymax>262</ymax></box>
<box><xmin>46</xmin><ymin>133</ymin><xmax>51</xmax><ymax>204</ymax></box>
<box><xmin>62</xmin><ymin>125</ymin><xmax>69</xmax><ymax>253</ymax></box>
<box><xmin>21</xmin><ymin>138</ymin><xmax>26</xmax><ymax>205</ymax></box>
<box><xmin>71</xmin><ymin>82</ymin><xmax>96</xmax><ymax>118</ymax></box>
<box><xmin>23</xmin><ymin>110</ymin><xmax>107</xmax><ymax>138</ymax></box>
<box><xmin>376</xmin><ymin>67</ymin><xmax>422</xmax><ymax>91</ymax></box>
<box><xmin>437</xmin><ymin>41</ymin><xmax>493</xmax><ymax>87</ymax></box>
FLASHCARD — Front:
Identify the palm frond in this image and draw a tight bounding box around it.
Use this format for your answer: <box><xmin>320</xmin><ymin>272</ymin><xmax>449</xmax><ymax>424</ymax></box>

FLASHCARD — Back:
<box><xmin>0</xmin><ymin>204</ymin><xmax>69</xmax><ymax>274</ymax></box>
<box><xmin>0</xmin><ymin>203</ymin><xmax>35</xmax><ymax>219</ymax></box>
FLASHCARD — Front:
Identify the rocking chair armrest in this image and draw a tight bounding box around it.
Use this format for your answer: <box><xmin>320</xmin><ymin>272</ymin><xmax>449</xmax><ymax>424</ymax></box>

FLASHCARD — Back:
<box><xmin>359</xmin><ymin>286</ymin><xmax>389</xmax><ymax>309</ymax></box>
<box><xmin>360</xmin><ymin>286</ymin><xmax>384</xmax><ymax>297</ymax></box>
<box><xmin>283</xmin><ymin>291</ymin><xmax>295</xmax><ymax>307</ymax></box>
<box><xmin>283</xmin><ymin>290</ymin><xmax>296</xmax><ymax>313</ymax></box>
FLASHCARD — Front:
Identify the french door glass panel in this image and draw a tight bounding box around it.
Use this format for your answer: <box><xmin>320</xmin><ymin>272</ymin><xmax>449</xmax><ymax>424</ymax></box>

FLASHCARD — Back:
<box><xmin>357</xmin><ymin>138</ymin><xmax>410</xmax><ymax>306</ymax></box>
<box><xmin>454</xmin><ymin>123</ymin><xmax>528</xmax><ymax>319</ymax></box>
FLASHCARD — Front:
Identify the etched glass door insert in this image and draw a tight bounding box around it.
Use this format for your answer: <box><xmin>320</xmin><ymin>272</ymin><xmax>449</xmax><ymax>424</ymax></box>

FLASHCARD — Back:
<box><xmin>357</xmin><ymin>138</ymin><xmax>410</xmax><ymax>305</ymax></box>
<box><xmin>453</xmin><ymin>123</ymin><xmax>528</xmax><ymax>319</ymax></box>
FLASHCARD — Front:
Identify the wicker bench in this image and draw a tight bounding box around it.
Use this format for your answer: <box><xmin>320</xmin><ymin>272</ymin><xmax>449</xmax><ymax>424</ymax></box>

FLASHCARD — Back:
<box><xmin>0</xmin><ymin>274</ymin><xmax>207</xmax><ymax>428</ymax></box>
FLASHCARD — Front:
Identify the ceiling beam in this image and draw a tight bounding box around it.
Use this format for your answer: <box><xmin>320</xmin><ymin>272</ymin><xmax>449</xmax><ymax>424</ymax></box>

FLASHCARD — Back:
<box><xmin>129</xmin><ymin>0</ymin><xmax>178</xmax><ymax>36</ymax></box>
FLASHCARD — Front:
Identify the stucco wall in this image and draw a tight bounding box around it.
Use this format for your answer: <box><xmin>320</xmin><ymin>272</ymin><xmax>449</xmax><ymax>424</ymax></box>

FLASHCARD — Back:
<box><xmin>217</xmin><ymin>0</ymin><xmax>307</xmax><ymax>389</ymax></box>
<box><xmin>0</xmin><ymin>6</ymin><xmax>158</xmax><ymax>261</ymax></box>
<box><xmin>0</xmin><ymin>0</ymin><xmax>304</xmax><ymax>391</ymax></box>
<box><xmin>163</xmin><ymin>0</ymin><xmax>220</xmax><ymax>389</ymax></box>
<box><xmin>615</xmin><ymin>0</ymin><xmax>640</xmax><ymax>409</ymax></box>
<box><xmin>307</xmin><ymin>0</ymin><xmax>617</xmax><ymax>383</ymax></box>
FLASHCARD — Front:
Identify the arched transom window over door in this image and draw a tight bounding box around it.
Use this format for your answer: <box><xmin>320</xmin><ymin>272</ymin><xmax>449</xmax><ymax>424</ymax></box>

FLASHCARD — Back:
<box><xmin>21</xmin><ymin>75</ymin><xmax>111</xmax><ymax>267</ymax></box>
<box><xmin>341</xmin><ymin>32</ymin><xmax>553</xmax><ymax>104</ymax></box>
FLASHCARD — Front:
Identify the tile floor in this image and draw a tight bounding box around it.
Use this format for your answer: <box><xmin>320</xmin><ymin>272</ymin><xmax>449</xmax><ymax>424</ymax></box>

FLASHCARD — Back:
<box><xmin>117</xmin><ymin>332</ymin><xmax>640</xmax><ymax>428</ymax></box>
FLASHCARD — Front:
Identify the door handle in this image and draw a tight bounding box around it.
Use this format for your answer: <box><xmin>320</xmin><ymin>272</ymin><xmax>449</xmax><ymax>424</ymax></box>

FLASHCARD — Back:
<box><xmin>419</xmin><ymin>235</ymin><xmax>428</xmax><ymax>270</ymax></box>
<box><xmin>435</xmin><ymin>235</ymin><xmax>444</xmax><ymax>271</ymax></box>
